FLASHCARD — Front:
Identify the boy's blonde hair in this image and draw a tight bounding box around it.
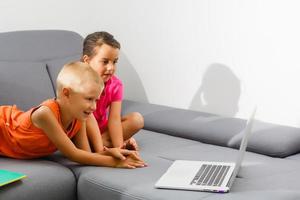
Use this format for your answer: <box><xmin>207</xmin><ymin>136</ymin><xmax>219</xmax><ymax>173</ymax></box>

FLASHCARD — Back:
<box><xmin>56</xmin><ymin>61</ymin><xmax>103</xmax><ymax>97</ymax></box>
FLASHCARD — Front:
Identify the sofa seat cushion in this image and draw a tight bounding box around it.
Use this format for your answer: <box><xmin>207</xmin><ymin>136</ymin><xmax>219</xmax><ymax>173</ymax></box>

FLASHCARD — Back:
<box><xmin>72</xmin><ymin>154</ymin><xmax>215</xmax><ymax>200</ymax></box>
<box><xmin>204</xmin><ymin>190</ymin><xmax>300</xmax><ymax>200</ymax></box>
<box><xmin>134</xmin><ymin>129</ymin><xmax>200</xmax><ymax>154</ymax></box>
<box><xmin>159</xmin><ymin>142</ymin><xmax>300</xmax><ymax>179</ymax></box>
<box><xmin>48</xmin><ymin>129</ymin><xmax>300</xmax><ymax>200</ymax></box>
<box><xmin>0</xmin><ymin>157</ymin><xmax>76</xmax><ymax>200</ymax></box>
<box><xmin>0</xmin><ymin>61</ymin><xmax>55</xmax><ymax>110</ymax></box>
<box><xmin>75</xmin><ymin>154</ymin><xmax>300</xmax><ymax>200</ymax></box>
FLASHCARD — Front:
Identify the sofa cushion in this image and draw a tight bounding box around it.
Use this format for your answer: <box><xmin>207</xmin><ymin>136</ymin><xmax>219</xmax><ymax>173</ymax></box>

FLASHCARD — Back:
<box><xmin>46</xmin><ymin>54</ymin><xmax>81</xmax><ymax>91</ymax></box>
<box><xmin>0</xmin><ymin>30</ymin><xmax>82</xmax><ymax>62</ymax></box>
<box><xmin>122</xmin><ymin>99</ymin><xmax>174</xmax><ymax>116</ymax></box>
<box><xmin>0</xmin><ymin>158</ymin><xmax>76</xmax><ymax>200</ymax></box>
<box><xmin>0</xmin><ymin>61</ymin><xmax>55</xmax><ymax>110</ymax></box>
<box><xmin>158</xmin><ymin>142</ymin><xmax>300</xmax><ymax>179</ymax></box>
<box><xmin>122</xmin><ymin>100</ymin><xmax>300</xmax><ymax>158</ymax></box>
<box><xmin>70</xmin><ymin>154</ymin><xmax>214</xmax><ymax>200</ymax></box>
<box><xmin>49</xmin><ymin>130</ymin><xmax>300</xmax><ymax>200</ymax></box>
<box><xmin>134</xmin><ymin>129</ymin><xmax>200</xmax><ymax>154</ymax></box>
<box><xmin>122</xmin><ymin>100</ymin><xmax>244</xmax><ymax>146</ymax></box>
<box><xmin>228</xmin><ymin>120</ymin><xmax>300</xmax><ymax>158</ymax></box>
<box><xmin>287</xmin><ymin>153</ymin><xmax>300</xmax><ymax>161</ymax></box>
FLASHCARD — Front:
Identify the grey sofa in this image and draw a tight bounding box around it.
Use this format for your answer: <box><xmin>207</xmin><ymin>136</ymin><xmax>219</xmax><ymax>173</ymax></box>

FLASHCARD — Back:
<box><xmin>1</xmin><ymin>30</ymin><xmax>300</xmax><ymax>200</ymax></box>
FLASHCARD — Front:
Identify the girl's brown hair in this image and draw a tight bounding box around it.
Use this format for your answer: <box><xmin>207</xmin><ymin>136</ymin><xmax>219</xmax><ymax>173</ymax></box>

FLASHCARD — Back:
<box><xmin>82</xmin><ymin>31</ymin><xmax>120</xmax><ymax>58</ymax></box>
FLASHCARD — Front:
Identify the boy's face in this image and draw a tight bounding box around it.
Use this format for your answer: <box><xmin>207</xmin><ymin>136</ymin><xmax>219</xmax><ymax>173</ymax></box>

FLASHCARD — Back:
<box><xmin>67</xmin><ymin>82</ymin><xmax>102</xmax><ymax>120</ymax></box>
<box><xmin>84</xmin><ymin>44</ymin><xmax>119</xmax><ymax>83</ymax></box>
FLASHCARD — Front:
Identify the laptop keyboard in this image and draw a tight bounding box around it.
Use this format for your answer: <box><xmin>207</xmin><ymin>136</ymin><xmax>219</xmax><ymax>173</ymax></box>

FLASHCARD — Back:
<box><xmin>190</xmin><ymin>164</ymin><xmax>230</xmax><ymax>186</ymax></box>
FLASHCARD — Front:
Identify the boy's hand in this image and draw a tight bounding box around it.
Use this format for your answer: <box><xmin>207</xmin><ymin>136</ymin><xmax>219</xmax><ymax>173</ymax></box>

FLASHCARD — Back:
<box><xmin>123</xmin><ymin>138</ymin><xmax>139</xmax><ymax>151</ymax></box>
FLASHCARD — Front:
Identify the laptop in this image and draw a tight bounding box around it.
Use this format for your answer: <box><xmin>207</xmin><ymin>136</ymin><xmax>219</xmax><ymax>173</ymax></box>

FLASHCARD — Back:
<box><xmin>155</xmin><ymin>108</ymin><xmax>256</xmax><ymax>193</ymax></box>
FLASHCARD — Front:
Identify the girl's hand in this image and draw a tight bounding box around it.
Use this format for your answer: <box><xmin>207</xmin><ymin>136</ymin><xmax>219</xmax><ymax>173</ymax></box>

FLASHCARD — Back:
<box><xmin>103</xmin><ymin>146</ymin><xmax>126</xmax><ymax>160</ymax></box>
<box><xmin>104</xmin><ymin>146</ymin><xmax>143</xmax><ymax>162</ymax></box>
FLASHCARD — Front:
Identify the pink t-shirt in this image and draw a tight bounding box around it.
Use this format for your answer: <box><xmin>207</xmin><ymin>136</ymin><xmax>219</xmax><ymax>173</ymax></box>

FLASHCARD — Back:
<box><xmin>93</xmin><ymin>75</ymin><xmax>123</xmax><ymax>132</ymax></box>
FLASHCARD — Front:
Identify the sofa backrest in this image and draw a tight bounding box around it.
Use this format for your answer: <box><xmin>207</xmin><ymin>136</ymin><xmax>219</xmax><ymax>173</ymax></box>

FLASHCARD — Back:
<box><xmin>122</xmin><ymin>99</ymin><xmax>300</xmax><ymax>158</ymax></box>
<box><xmin>0</xmin><ymin>30</ymin><xmax>83</xmax><ymax>110</ymax></box>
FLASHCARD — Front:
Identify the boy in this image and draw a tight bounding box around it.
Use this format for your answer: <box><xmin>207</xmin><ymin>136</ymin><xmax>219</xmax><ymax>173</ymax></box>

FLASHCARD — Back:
<box><xmin>0</xmin><ymin>62</ymin><xmax>146</xmax><ymax>168</ymax></box>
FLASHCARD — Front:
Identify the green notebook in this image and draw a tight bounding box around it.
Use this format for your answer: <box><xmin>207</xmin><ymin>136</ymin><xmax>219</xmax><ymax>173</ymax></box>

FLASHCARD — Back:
<box><xmin>0</xmin><ymin>169</ymin><xmax>26</xmax><ymax>187</ymax></box>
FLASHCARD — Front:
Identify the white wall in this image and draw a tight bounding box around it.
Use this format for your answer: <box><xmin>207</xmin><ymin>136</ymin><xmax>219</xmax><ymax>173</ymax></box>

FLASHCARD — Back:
<box><xmin>1</xmin><ymin>0</ymin><xmax>300</xmax><ymax>127</ymax></box>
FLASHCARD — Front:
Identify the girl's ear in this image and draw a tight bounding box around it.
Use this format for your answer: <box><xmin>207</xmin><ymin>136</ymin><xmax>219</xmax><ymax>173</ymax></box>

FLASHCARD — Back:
<box><xmin>82</xmin><ymin>55</ymin><xmax>90</xmax><ymax>63</ymax></box>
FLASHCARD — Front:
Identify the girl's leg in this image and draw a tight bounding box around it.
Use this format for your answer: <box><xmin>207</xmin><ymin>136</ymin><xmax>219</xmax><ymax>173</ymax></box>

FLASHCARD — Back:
<box><xmin>102</xmin><ymin>112</ymin><xmax>144</xmax><ymax>148</ymax></box>
<box><xmin>121</xmin><ymin>112</ymin><xmax>144</xmax><ymax>140</ymax></box>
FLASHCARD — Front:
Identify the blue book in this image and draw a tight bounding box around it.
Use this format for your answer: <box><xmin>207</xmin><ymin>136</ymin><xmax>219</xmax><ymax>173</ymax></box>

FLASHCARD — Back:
<box><xmin>0</xmin><ymin>169</ymin><xmax>26</xmax><ymax>187</ymax></box>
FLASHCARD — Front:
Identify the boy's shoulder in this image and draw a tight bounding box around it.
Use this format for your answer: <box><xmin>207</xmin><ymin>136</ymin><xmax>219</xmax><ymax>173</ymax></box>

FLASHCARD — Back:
<box><xmin>37</xmin><ymin>99</ymin><xmax>60</xmax><ymax>118</ymax></box>
<box><xmin>40</xmin><ymin>99</ymin><xmax>59</xmax><ymax>110</ymax></box>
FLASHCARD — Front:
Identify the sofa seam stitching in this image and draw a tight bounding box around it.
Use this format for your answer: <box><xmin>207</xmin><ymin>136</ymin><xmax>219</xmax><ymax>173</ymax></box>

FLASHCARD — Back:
<box><xmin>84</xmin><ymin>178</ymin><xmax>152</xmax><ymax>200</ymax></box>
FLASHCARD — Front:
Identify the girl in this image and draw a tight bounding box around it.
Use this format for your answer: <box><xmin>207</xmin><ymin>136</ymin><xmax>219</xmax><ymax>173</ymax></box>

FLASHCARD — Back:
<box><xmin>82</xmin><ymin>32</ymin><xmax>144</xmax><ymax>150</ymax></box>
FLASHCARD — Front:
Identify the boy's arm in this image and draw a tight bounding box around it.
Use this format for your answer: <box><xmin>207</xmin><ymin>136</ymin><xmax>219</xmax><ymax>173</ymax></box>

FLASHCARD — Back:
<box><xmin>60</xmin><ymin>111</ymin><xmax>142</xmax><ymax>163</ymax></box>
<box><xmin>107</xmin><ymin>101</ymin><xmax>123</xmax><ymax>148</ymax></box>
<box><xmin>73</xmin><ymin>114</ymin><xmax>104</xmax><ymax>153</ymax></box>
<box><xmin>85</xmin><ymin>114</ymin><xmax>104</xmax><ymax>152</ymax></box>
<box><xmin>31</xmin><ymin>106</ymin><xmax>144</xmax><ymax>168</ymax></box>
<box><xmin>72</xmin><ymin>121</ymin><xmax>92</xmax><ymax>152</ymax></box>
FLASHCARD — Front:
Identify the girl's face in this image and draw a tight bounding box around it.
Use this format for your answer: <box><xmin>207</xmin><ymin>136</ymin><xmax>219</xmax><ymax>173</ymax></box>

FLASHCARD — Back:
<box><xmin>84</xmin><ymin>44</ymin><xmax>119</xmax><ymax>83</ymax></box>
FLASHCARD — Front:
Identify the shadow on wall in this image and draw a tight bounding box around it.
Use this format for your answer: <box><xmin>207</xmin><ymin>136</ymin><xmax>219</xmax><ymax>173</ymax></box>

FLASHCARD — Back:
<box><xmin>189</xmin><ymin>63</ymin><xmax>241</xmax><ymax>117</ymax></box>
<box><xmin>116</xmin><ymin>51</ymin><xmax>149</xmax><ymax>103</ymax></box>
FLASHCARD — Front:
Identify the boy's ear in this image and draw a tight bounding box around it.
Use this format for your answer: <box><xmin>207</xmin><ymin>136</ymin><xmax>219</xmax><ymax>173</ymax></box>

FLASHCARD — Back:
<box><xmin>62</xmin><ymin>87</ymin><xmax>71</xmax><ymax>98</ymax></box>
<box><xmin>82</xmin><ymin>55</ymin><xmax>90</xmax><ymax>63</ymax></box>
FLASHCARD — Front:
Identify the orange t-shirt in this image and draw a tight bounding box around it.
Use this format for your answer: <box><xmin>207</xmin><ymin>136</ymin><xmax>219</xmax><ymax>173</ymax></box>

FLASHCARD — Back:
<box><xmin>0</xmin><ymin>99</ymin><xmax>81</xmax><ymax>159</ymax></box>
